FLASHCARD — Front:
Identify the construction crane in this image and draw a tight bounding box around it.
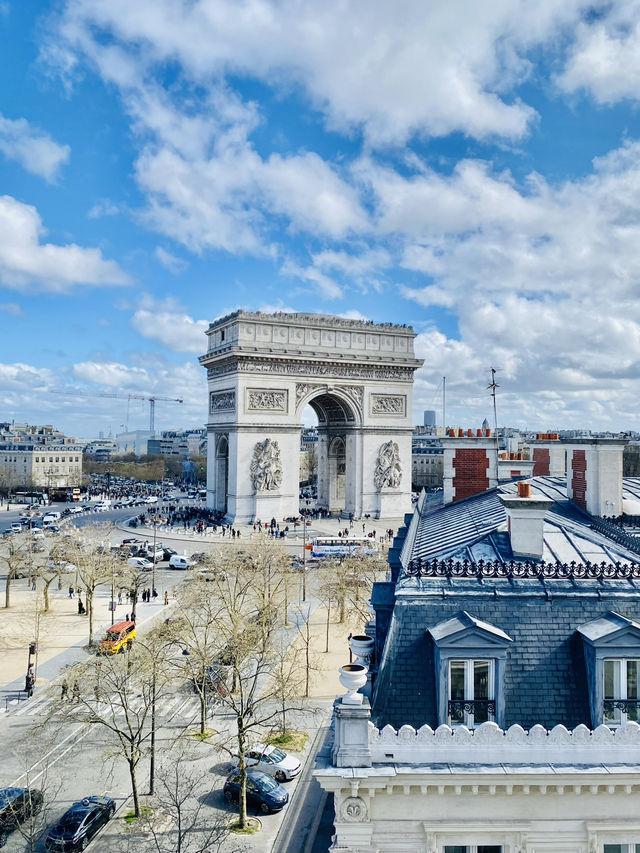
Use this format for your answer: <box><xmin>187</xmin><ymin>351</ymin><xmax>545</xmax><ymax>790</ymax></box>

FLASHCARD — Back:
<box><xmin>49</xmin><ymin>390</ymin><xmax>183</xmax><ymax>432</ymax></box>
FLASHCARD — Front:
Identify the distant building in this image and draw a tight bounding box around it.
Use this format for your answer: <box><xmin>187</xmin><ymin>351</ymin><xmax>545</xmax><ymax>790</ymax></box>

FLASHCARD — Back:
<box><xmin>112</xmin><ymin>430</ymin><xmax>153</xmax><ymax>457</ymax></box>
<box><xmin>423</xmin><ymin>409</ymin><xmax>436</xmax><ymax>428</ymax></box>
<box><xmin>0</xmin><ymin>422</ymin><xmax>82</xmax><ymax>488</ymax></box>
<box><xmin>147</xmin><ymin>429</ymin><xmax>206</xmax><ymax>459</ymax></box>
<box><xmin>83</xmin><ymin>439</ymin><xmax>117</xmax><ymax>462</ymax></box>
<box><xmin>412</xmin><ymin>431</ymin><xmax>443</xmax><ymax>490</ymax></box>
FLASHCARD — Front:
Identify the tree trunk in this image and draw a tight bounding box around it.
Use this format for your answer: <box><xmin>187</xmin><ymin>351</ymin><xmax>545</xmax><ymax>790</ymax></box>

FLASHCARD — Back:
<box><xmin>128</xmin><ymin>756</ymin><xmax>140</xmax><ymax>818</ymax></box>
<box><xmin>237</xmin><ymin>716</ymin><xmax>248</xmax><ymax>829</ymax></box>
<box><xmin>43</xmin><ymin>581</ymin><xmax>50</xmax><ymax>612</ymax></box>
<box><xmin>5</xmin><ymin>573</ymin><xmax>12</xmax><ymax>609</ymax></box>
<box><xmin>87</xmin><ymin>588</ymin><xmax>95</xmax><ymax>646</ymax></box>
<box><xmin>325</xmin><ymin>600</ymin><xmax>331</xmax><ymax>653</ymax></box>
<box><xmin>199</xmin><ymin>691</ymin><xmax>206</xmax><ymax>735</ymax></box>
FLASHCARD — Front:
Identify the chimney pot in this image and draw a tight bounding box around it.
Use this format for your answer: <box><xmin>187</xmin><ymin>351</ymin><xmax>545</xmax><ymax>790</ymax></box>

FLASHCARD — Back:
<box><xmin>517</xmin><ymin>481</ymin><xmax>531</xmax><ymax>498</ymax></box>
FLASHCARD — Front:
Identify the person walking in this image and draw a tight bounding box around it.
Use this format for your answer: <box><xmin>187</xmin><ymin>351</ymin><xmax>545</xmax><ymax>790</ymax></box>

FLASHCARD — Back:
<box><xmin>164</xmin><ymin>590</ymin><xmax>169</xmax><ymax>605</ymax></box>
<box><xmin>72</xmin><ymin>681</ymin><xmax>80</xmax><ymax>703</ymax></box>
<box><xmin>77</xmin><ymin>597</ymin><xmax>84</xmax><ymax>615</ymax></box>
<box><xmin>60</xmin><ymin>680</ymin><xmax>68</xmax><ymax>701</ymax></box>
<box><xmin>117</xmin><ymin>591</ymin><xmax>122</xmax><ymax>605</ymax></box>
<box><xmin>68</xmin><ymin>585</ymin><xmax>74</xmax><ymax>599</ymax></box>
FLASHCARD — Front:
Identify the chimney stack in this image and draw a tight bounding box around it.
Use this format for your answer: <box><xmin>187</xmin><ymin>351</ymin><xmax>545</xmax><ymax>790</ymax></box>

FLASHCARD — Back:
<box><xmin>564</xmin><ymin>438</ymin><xmax>626</xmax><ymax>517</ymax></box>
<box><xmin>499</xmin><ymin>486</ymin><xmax>554</xmax><ymax>559</ymax></box>
<box><xmin>442</xmin><ymin>428</ymin><xmax>498</xmax><ymax>504</ymax></box>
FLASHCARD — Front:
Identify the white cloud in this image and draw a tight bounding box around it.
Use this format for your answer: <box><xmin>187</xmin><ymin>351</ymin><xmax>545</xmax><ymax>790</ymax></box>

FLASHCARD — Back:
<box><xmin>88</xmin><ymin>199</ymin><xmax>122</xmax><ymax>218</ymax></box>
<box><xmin>72</xmin><ymin>361</ymin><xmax>152</xmax><ymax>389</ymax></box>
<box><xmin>558</xmin><ymin>2</ymin><xmax>640</xmax><ymax>104</ymax></box>
<box><xmin>339</xmin><ymin>310</ymin><xmax>370</xmax><ymax>321</ymax></box>
<box><xmin>154</xmin><ymin>246</ymin><xmax>188</xmax><ymax>274</ymax></box>
<box><xmin>280</xmin><ymin>259</ymin><xmax>343</xmax><ymax>300</ymax></box>
<box><xmin>0</xmin><ymin>302</ymin><xmax>24</xmax><ymax>316</ymax></box>
<box><xmin>0</xmin><ymin>195</ymin><xmax>130</xmax><ymax>292</ymax></box>
<box><xmin>45</xmin><ymin>0</ymin><xmax>595</xmax><ymax>145</ymax></box>
<box><xmin>0</xmin><ymin>112</ymin><xmax>69</xmax><ymax>180</ymax></box>
<box><xmin>130</xmin><ymin>304</ymin><xmax>208</xmax><ymax>353</ymax></box>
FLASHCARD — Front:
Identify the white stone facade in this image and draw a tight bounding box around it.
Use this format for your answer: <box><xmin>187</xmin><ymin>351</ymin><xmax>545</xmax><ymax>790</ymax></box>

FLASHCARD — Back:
<box><xmin>316</xmin><ymin>702</ymin><xmax>640</xmax><ymax>853</ymax></box>
<box><xmin>199</xmin><ymin>312</ymin><xmax>423</xmax><ymax>522</ymax></box>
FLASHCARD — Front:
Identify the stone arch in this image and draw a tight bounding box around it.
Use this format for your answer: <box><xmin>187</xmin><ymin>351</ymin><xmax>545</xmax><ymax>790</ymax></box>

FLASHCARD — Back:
<box><xmin>200</xmin><ymin>311</ymin><xmax>422</xmax><ymax>522</ymax></box>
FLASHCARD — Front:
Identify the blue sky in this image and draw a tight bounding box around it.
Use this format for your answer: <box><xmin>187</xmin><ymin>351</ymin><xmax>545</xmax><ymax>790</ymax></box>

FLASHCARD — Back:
<box><xmin>2</xmin><ymin>0</ymin><xmax>640</xmax><ymax>436</ymax></box>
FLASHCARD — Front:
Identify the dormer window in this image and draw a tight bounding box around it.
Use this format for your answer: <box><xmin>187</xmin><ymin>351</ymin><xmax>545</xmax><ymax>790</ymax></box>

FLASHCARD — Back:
<box><xmin>578</xmin><ymin>612</ymin><xmax>640</xmax><ymax>727</ymax></box>
<box><xmin>429</xmin><ymin>611</ymin><xmax>512</xmax><ymax>728</ymax></box>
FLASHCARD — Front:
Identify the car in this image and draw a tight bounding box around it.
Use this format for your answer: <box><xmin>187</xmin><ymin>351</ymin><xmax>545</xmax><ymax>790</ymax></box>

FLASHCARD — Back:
<box><xmin>45</xmin><ymin>796</ymin><xmax>115</xmax><ymax>851</ymax></box>
<box><xmin>169</xmin><ymin>555</ymin><xmax>193</xmax><ymax>570</ymax></box>
<box><xmin>0</xmin><ymin>787</ymin><xmax>43</xmax><ymax>847</ymax></box>
<box><xmin>10</xmin><ymin>522</ymin><xmax>23</xmax><ymax>533</ymax></box>
<box><xmin>162</xmin><ymin>546</ymin><xmax>177</xmax><ymax>561</ymax></box>
<box><xmin>245</xmin><ymin>743</ymin><xmax>302</xmax><ymax>782</ymax></box>
<box><xmin>99</xmin><ymin>621</ymin><xmax>136</xmax><ymax>655</ymax></box>
<box><xmin>223</xmin><ymin>769</ymin><xmax>289</xmax><ymax>814</ymax></box>
<box><xmin>126</xmin><ymin>556</ymin><xmax>153</xmax><ymax>571</ymax></box>
<box><xmin>68</xmin><ymin>506</ymin><xmax>83</xmax><ymax>514</ymax></box>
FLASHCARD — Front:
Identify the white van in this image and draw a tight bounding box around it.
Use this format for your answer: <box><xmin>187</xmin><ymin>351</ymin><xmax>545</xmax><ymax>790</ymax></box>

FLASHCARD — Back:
<box><xmin>43</xmin><ymin>511</ymin><xmax>61</xmax><ymax>522</ymax></box>
<box><xmin>169</xmin><ymin>555</ymin><xmax>193</xmax><ymax>570</ymax></box>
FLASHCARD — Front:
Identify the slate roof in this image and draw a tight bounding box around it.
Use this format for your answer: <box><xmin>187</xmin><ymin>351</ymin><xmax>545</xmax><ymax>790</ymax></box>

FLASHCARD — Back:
<box><xmin>372</xmin><ymin>476</ymin><xmax>640</xmax><ymax>732</ymax></box>
<box><xmin>400</xmin><ymin>476</ymin><xmax>640</xmax><ymax>568</ymax></box>
<box><xmin>371</xmin><ymin>577</ymin><xmax>640</xmax><ymax>731</ymax></box>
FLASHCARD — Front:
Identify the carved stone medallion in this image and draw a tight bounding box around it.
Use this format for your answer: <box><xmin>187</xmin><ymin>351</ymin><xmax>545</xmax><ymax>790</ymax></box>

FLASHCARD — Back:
<box><xmin>339</xmin><ymin>796</ymin><xmax>368</xmax><ymax>823</ymax></box>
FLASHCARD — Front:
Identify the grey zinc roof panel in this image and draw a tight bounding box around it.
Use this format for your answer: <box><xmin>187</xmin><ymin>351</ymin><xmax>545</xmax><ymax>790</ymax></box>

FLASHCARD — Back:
<box><xmin>577</xmin><ymin>611</ymin><xmax>639</xmax><ymax>641</ymax></box>
<box><xmin>429</xmin><ymin>610</ymin><xmax>513</xmax><ymax>643</ymax></box>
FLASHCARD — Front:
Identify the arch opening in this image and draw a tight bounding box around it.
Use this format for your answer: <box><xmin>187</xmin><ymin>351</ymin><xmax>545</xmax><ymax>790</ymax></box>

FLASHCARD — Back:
<box><xmin>215</xmin><ymin>434</ymin><xmax>229</xmax><ymax>514</ymax></box>
<box><xmin>300</xmin><ymin>391</ymin><xmax>359</xmax><ymax>518</ymax></box>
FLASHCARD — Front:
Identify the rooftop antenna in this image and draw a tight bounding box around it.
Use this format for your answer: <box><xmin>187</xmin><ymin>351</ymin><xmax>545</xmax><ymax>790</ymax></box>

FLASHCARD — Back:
<box><xmin>442</xmin><ymin>376</ymin><xmax>446</xmax><ymax>431</ymax></box>
<box><xmin>487</xmin><ymin>367</ymin><xmax>500</xmax><ymax>474</ymax></box>
<box><xmin>487</xmin><ymin>367</ymin><xmax>500</xmax><ymax>438</ymax></box>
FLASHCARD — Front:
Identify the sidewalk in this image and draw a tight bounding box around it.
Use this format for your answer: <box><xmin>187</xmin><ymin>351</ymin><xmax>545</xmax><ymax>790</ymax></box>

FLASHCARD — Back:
<box><xmin>0</xmin><ymin>584</ymin><xmax>174</xmax><ymax>699</ymax></box>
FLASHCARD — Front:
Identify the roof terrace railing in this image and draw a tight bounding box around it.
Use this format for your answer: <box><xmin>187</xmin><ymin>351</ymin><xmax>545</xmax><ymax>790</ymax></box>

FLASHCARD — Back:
<box><xmin>590</xmin><ymin>516</ymin><xmax>640</xmax><ymax>556</ymax></box>
<box><xmin>404</xmin><ymin>556</ymin><xmax>640</xmax><ymax>580</ymax></box>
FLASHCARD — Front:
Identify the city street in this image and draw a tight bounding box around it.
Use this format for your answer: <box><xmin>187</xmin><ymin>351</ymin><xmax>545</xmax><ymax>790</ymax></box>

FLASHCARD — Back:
<box><xmin>0</xmin><ymin>497</ymin><xmax>396</xmax><ymax>853</ymax></box>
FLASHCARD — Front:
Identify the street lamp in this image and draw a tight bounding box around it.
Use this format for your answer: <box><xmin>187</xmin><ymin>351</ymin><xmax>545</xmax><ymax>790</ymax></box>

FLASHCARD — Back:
<box><xmin>301</xmin><ymin>515</ymin><xmax>307</xmax><ymax>602</ymax></box>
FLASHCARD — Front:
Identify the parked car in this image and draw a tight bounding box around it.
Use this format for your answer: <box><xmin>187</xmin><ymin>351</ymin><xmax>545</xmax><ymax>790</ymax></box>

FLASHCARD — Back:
<box><xmin>244</xmin><ymin>744</ymin><xmax>302</xmax><ymax>782</ymax></box>
<box><xmin>162</xmin><ymin>546</ymin><xmax>177</xmax><ymax>561</ymax></box>
<box><xmin>0</xmin><ymin>787</ymin><xmax>43</xmax><ymax>847</ymax></box>
<box><xmin>169</xmin><ymin>555</ymin><xmax>192</xmax><ymax>570</ymax></box>
<box><xmin>126</xmin><ymin>556</ymin><xmax>153</xmax><ymax>571</ymax></box>
<box><xmin>45</xmin><ymin>796</ymin><xmax>115</xmax><ymax>851</ymax></box>
<box><xmin>223</xmin><ymin>769</ymin><xmax>289</xmax><ymax>814</ymax></box>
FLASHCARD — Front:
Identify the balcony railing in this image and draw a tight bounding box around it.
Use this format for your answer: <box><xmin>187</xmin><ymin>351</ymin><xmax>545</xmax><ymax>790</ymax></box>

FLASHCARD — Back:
<box><xmin>448</xmin><ymin>699</ymin><xmax>496</xmax><ymax>719</ymax></box>
<box><xmin>604</xmin><ymin>698</ymin><xmax>640</xmax><ymax>716</ymax></box>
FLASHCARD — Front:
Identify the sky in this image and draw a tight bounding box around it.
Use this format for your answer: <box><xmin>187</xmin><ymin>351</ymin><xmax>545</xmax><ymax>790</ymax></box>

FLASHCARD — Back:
<box><xmin>2</xmin><ymin>0</ymin><xmax>640</xmax><ymax>437</ymax></box>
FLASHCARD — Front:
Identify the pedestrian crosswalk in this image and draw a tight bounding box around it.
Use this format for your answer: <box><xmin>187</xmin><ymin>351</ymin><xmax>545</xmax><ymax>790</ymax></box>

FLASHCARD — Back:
<box><xmin>0</xmin><ymin>691</ymin><xmax>226</xmax><ymax>724</ymax></box>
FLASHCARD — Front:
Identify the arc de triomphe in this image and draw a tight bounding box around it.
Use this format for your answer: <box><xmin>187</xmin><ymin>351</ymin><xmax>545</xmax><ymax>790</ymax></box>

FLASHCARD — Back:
<box><xmin>199</xmin><ymin>311</ymin><xmax>423</xmax><ymax>522</ymax></box>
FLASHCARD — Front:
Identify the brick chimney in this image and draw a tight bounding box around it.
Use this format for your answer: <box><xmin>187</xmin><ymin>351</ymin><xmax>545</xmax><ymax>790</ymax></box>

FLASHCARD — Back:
<box><xmin>565</xmin><ymin>439</ymin><xmax>626</xmax><ymax>517</ymax></box>
<box><xmin>499</xmin><ymin>481</ymin><xmax>554</xmax><ymax>559</ymax></box>
<box><xmin>529</xmin><ymin>433</ymin><xmax>565</xmax><ymax>477</ymax></box>
<box><xmin>442</xmin><ymin>430</ymin><xmax>498</xmax><ymax>504</ymax></box>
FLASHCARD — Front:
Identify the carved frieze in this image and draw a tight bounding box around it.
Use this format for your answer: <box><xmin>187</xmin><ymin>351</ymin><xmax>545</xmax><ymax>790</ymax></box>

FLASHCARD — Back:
<box><xmin>207</xmin><ymin>360</ymin><xmax>415</xmax><ymax>382</ymax></box>
<box><xmin>209</xmin><ymin>390</ymin><xmax>235</xmax><ymax>413</ymax></box>
<box><xmin>371</xmin><ymin>393</ymin><xmax>406</xmax><ymax>416</ymax></box>
<box><xmin>246</xmin><ymin>389</ymin><xmax>288</xmax><ymax>413</ymax></box>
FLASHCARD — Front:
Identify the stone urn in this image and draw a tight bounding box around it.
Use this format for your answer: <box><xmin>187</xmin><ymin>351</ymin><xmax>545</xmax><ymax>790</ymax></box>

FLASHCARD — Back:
<box><xmin>349</xmin><ymin>634</ymin><xmax>375</xmax><ymax>667</ymax></box>
<box><xmin>339</xmin><ymin>663</ymin><xmax>368</xmax><ymax>705</ymax></box>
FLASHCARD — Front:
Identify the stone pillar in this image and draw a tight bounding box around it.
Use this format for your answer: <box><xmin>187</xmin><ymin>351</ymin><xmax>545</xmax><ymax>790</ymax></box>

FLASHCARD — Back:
<box><xmin>332</xmin><ymin>697</ymin><xmax>372</xmax><ymax>768</ymax></box>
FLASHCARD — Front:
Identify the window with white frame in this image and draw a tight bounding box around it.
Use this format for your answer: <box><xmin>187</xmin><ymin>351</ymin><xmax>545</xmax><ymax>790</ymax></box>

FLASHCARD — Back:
<box><xmin>603</xmin><ymin>845</ymin><xmax>640</xmax><ymax>853</ymax></box>
<box><xmin>444</xmin><ymin>846</ymin><xmax>502</xmax><ymax>853</ymax></box>
<box><xmin>604</xmin><ymin>659</ymin><xmax>640</xmax><ymax>725</ymax></box>
<box><xmin>448</xmin><ymin>659</ymin><xmax>494</xmax><ymax>726</ymax></box>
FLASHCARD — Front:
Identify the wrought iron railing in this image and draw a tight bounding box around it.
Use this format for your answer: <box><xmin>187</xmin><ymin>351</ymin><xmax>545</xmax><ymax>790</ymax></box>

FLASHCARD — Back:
<box><xmin>404</xmin><ymin>556</ymin><xmax>640</xmax><ymax>580</ymax></box>
<box><xmin>448</xmin><ymin>699</ymin><xmax>496</xmax><ymax>719</ymax></box>
<box><xmin>590</xmin><ymin>516</ymin><xmax>640</xmax><ymax>556</ymax></box>
<box><xmin>604</xmin><ymin>698</ymin><xmax>640</xmax><ymax>716</ymax></box>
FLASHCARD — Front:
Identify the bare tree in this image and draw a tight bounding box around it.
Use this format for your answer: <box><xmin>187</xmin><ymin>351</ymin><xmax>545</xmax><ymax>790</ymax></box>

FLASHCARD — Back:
<box><xmin>317</xmin><ymin>554</ymin><xmax>385</xmax><ymax>628</ymax></box>
<box><xmin>42</xmin><ymin>629</ymin><xmax>175</xmax><ymax>818</ymax></box>
<box><xmin>125</xmin><ymin>748</ymin><xmax>246</xmax><ymax>853</ymax></box>
<box><xmin>176</xmin><ymin>537</ymin><xmax>307</xmax><ymax>830</ymax></box>
<box><xmin>62</xmin><ymin>525</ymin><xmax>121</xmax><ymax>646</ymax></box>
<box><xmin>1</xmin><ymin>530</ymin><xmax>31</xmax><ymax>608</ymax></box>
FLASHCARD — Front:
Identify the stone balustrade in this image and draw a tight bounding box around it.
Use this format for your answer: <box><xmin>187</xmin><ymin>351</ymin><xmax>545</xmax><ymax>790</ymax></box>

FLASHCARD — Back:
<box><xmin>367</xmin><ymin>719</ymin><xmax>640</xmax><ymax>764</ymax></box>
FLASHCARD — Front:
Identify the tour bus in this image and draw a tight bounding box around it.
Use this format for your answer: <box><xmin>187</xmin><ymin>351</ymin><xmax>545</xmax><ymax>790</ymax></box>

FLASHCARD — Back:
<box><xmin>311</xmin><ymin>537</ymin><xmax>378</xmax><ymax>558</ymax></box>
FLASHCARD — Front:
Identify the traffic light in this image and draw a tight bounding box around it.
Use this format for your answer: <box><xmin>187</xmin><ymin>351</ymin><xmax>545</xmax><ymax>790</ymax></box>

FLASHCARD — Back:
<box><xmin>29</xmin><ymin>642</ymin><xmax>37</xmax><ymax>656</ymax></box>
